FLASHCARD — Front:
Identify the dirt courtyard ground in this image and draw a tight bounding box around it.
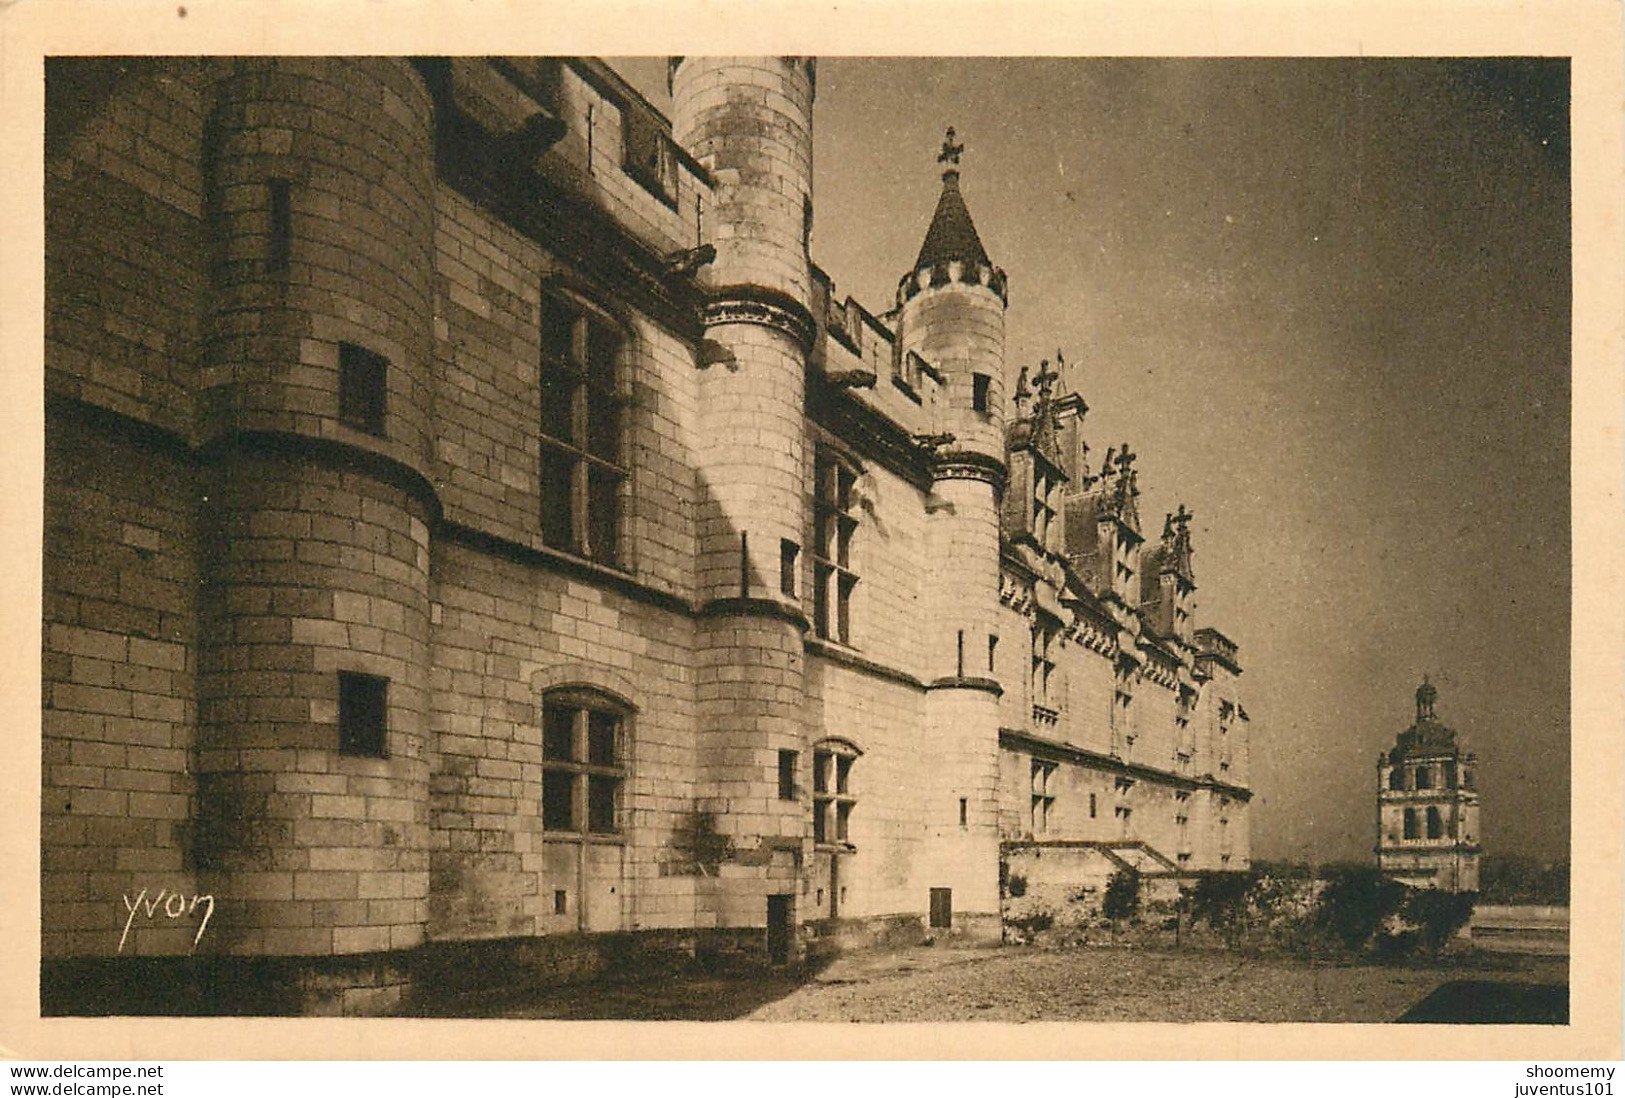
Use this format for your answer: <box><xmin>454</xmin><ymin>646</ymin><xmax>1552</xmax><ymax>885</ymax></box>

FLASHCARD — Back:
<box><xmin>486</xmin><ymin>944</ymin><xmax>1567</xmax><ymax>1024</ymax></box>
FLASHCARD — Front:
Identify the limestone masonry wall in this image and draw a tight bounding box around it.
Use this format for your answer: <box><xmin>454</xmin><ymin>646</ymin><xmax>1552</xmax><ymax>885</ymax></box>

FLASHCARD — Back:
<box><xmin>41</xmin><ymin>56</ymin><xmax>1254</xmax><ymax>1010</ymax></box>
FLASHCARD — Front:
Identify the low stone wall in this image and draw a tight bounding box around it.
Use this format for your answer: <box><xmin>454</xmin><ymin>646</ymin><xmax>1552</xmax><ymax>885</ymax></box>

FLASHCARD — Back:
<box><xmin>804</xmin><ymin>914</ymin><xmax>925</xmax><ymax>963</ymax></box>
<box><xmin>1000</xmin><ymin>845</ymin><xmax>1187</xmax><ymax>933</ymax></box>
<box><xmin>1469</xmin><ymin>905</ymin><xmax>1570</xmax><ymax>956</ymax></box>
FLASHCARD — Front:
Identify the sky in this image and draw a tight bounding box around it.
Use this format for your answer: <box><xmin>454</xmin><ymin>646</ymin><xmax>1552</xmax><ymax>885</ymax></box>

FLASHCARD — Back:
<box><xmin>614</xmin><ymin>57</ymin><xmax>1571</xmax><ymax>865</ymax></box>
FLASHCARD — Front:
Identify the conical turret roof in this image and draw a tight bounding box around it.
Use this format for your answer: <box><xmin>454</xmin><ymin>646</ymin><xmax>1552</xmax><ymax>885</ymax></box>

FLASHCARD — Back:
<box><xmin>914</xmin><ymin>127</ymin><xmax>992</xmax><ymax>270</ymax></box>
<box><xmin>915</xmin><ymin>174</ymin><xmax>991</xmax><ymax>269</ymax></box>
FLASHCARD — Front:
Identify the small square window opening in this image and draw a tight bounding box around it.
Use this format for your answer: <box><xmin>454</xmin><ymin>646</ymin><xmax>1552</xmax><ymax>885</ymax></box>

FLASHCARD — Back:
<box><xmin>338</xmin><ymin>671</ymin><xmax>389</xmax><ymax>757</ymax></box>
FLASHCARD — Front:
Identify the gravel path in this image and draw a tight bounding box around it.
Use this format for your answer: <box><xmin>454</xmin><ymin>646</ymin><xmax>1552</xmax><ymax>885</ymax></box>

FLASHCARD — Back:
<box><xmin>744</xmin><ymin>945</ymin><xmax>1566</xmax><ymax>1024</ymax></box>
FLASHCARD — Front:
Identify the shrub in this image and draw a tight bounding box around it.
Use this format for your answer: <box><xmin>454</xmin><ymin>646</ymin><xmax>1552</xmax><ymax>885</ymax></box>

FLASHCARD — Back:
<box><xmin>1400</xmin><ymin>889</ymin><xmax>1477</xmax><ymax>953</ymax></box>
<box><xmin>1314</xmin><ymin>866</ymin><xmax>1408</xmax><ymax>953</ymax></box>
<box><xmin>1006</xmin><ymin>910</ymin><xmax>1054</xmax><ymax>936</ymax></box>
<box><xmin>1006</xmin><ymin>872</ymin><xmax>1027</xmax><ymax>899</ymax></box>
<box><xmin>1103</xmin><ymin>869</ymin><xmax>1141</xmax><ymax>922</ymax></box>
<box><xmin>1188</xmin><ymin>870</ymin><xmax>1257</xmax><ymax>943</ymax></box>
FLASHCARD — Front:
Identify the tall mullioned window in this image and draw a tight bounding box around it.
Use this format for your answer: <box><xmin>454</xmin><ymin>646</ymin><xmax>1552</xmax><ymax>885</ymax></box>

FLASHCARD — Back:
<box><xmin>542</xmin><ymin>692</ymin><xmax>626</xmax><ymax>836</ymax></box>
<box><xmin>812</xmin><ymin>452</ymin><xmax>859</xmax><ymax>645</ymax></box>
<box><xmin>1031</xmin><ymin>622</ymin><xmax>1058</xmax><ymax>711</ymax></box>
<box><xmin>1030</xmin><ymin>759</ymin><xmax>1056</xmax><ymax>835</ymax></box>
<box><xmin>540</xmin><ymin>296</ymin><xmax>628</xmax><ymax>565</ymax></box>
<box><xmin>812</xmin><ymin>742</ymin><xmax>858</xmax><ymax>846</ymax></box>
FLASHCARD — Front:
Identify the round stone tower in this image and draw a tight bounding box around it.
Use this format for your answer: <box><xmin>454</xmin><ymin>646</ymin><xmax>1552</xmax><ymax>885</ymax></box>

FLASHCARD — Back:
<box><xmin>670</xmin><ymin>57</ymin><xmax>816</xmax><ymax>933</ymax></box>
<box><xmin>195</xmin><ymin>58</ymin><xmax>436</xmax><ymax>970</ymax></box>
<box><xmin>897</xmin><ymin>130</ymin><xmax>1009</xmax><ymax>934</ymax></box>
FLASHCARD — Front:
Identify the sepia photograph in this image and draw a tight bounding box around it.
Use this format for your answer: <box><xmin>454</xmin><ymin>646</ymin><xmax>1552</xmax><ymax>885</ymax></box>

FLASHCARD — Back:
<box><xmin>34</xmin><ymin>50</ymin><xmax>1574</xmax><ymax>1023</ymax></box>
<box><xmin>7</xmin><ymin>1</ymin><xmax>1621</xmax><ymax>1065</ymax></box>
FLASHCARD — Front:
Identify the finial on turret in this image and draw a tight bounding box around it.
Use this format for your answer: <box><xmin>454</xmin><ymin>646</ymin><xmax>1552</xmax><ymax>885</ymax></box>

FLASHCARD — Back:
<box><xmin>938</xmin><ymin>126</ymin><xmax>964</xmax><ymax>180</ymax></box>
<box><xmin>1116</xmin><ymin>442</ymin><xmax>1137</xmax><ymax>475</ymax></box>
<box><xmin>1034</xmin><ymin>358</ymin><xmax>1058</xmax><ymax>399</ymax></box>
<box><xmin>1416</xmin><ymin>675</ymin><xmax>1438</xmax><ymax>720</ymax></box>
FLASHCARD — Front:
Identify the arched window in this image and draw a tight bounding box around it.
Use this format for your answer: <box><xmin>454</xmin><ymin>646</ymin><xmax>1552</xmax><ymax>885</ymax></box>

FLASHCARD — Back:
<box><xmin>541</xmin><ymin>689</ymin><xmax>629</xmax><ymax>836</ymax></box>
<box><xmin>1414</xmin><ymin>765</ymin><xmax>1432</xmax><ymax>790</ymax></box>
<box><xmin>539</xmin><ymin>292</ymin><xmax>629</xmax><ymax>566</ymax></box>
<box><xmin>1403</xmin><ymin>807</ymin><xmax>1418</xmax><ymax>840</ymax></box>
<box><xmin>1388</xmin><ymin>766</ymin><xmax>1405</xmax><ymax>791</ymax></box>
<box><xmin>811</xmin><ymin>739</ymin><xmax>859</xmax><ymax>847</ymax></box>
<box><xmin>1425</xmin><ymin>806</ymin><xmax>1443</xmax><ymax>840</ymax></box>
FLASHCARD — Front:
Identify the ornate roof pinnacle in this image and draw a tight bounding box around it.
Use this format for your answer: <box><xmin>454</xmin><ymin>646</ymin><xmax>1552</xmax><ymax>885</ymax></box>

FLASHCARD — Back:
<box><xmin>900</xmin><ymin>126</ymin><xmax>1007</xmax><ymax>305</ymax></box>
<box><xmin>938</xmin><ymin>126</ymin><xmax>964</xmax><ymax>180</ymax></box>
<box><xmin>1416</xmin><ymin>675</ymin><xmax>1438</xmax><ymax>720</ymax></box>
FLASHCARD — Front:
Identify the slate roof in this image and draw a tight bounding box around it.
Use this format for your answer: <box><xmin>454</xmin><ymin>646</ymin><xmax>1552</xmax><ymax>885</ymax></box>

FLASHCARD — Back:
<box><xmin>914</xmin><ymin>173</ymin><xmax>991</xmax><ymax>270</ymax></box>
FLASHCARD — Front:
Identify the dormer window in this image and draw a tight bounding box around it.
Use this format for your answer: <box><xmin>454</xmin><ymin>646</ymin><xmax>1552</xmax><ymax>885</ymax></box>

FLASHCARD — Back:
<box><xmin>1032</xmin><ymin>457</ymin><xmax>1061</xmax><ymax>554</ymax></box>
<box><xmin>622</xmin><ymin>102</ymin><xmax>678</xmax><ymax>207</ymax></box>
<box><xmin>1113</xmin><ymin>532</ymin><xmax>1136</xmax><ymax>587</ymax></box>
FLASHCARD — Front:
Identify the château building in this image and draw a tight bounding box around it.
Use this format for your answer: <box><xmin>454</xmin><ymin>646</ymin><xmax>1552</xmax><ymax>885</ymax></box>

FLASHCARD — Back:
<box><xmin>41</xmin><ymin>56</ymin><xmax>1254</xmax><ymax>1014</ymax></box>
<box><xmin>1376</xmin><ymin>679</ymin><xmax>1481</xmax><ymax>892</ymax></box>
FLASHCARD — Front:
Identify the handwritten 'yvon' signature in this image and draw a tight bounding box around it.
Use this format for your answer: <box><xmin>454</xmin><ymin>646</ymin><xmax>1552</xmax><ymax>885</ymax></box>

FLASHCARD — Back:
<box><xmin>119</xmin><ymin>888</ymin><xmax>214</xmax><ymax>953</ymax></box>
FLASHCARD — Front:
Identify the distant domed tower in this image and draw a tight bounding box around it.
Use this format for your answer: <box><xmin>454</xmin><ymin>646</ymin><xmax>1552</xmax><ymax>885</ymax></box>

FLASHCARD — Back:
<box><xmin>1376</xmin><ymin>678</ymin><xmax>1481</xmax><ymax>892</ymax></box>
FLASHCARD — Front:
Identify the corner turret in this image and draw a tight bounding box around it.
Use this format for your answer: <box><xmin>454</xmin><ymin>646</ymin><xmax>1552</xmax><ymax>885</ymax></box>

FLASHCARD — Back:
<box><xmin>894</xmin><ymin>130</ymin><xmax>1010</xmax><ymax>934</ymax></box>
<box><xmin>896</xmin><ymin>129</ymin><xmax>1008</xmax><ymax>468</ymax></box>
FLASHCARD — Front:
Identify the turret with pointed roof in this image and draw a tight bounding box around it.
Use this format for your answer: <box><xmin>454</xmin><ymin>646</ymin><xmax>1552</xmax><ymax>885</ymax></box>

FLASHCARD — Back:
<box><xmin>895</xmin><ymin>128</ymin><xmax>1008</xmax><ymax>467</ymax></box>
<box><xmin>914</xmin><ymin>128</ymin><xmax>992</xmax><ymax>271</ymax></box>
<box><xmin>897</xmin><ymin>129</ymin><xmax>1010</xmax><ymax>922</ymax></box>
<box><xmin>898</xmin><ymin>127</ymin><xmax>1008</xmax><ymax>308</ymax></box>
